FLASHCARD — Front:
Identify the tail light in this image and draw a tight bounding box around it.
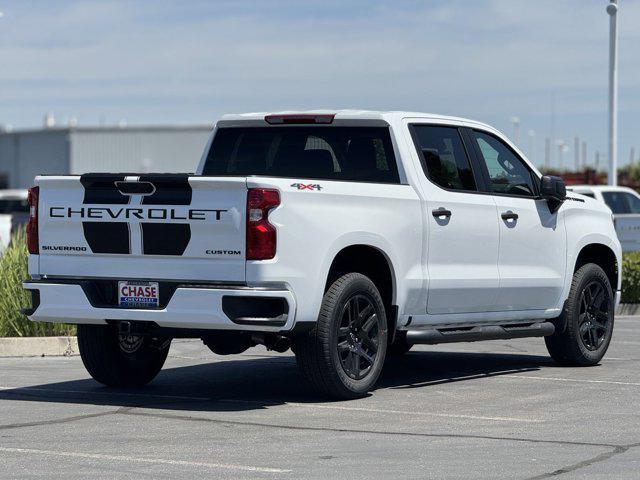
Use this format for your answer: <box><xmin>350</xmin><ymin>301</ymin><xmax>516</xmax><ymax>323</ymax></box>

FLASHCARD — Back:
<box><xmin>27</xmin><ymin>186</ymin><xmax>39</xmax><ymax>254</ymax></box>
<box><xmin>246</xmin><ymin>188</ymin><xmax>280</xmax><ymax>260</ymax></box>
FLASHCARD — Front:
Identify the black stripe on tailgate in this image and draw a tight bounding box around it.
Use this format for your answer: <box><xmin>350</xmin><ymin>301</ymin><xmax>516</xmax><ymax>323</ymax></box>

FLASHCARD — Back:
<box><xmin>140</xmin><ymin>174</ymin><xmax>192</xmax><ymax>256</ymax></box>
<box><xmin>80</xmin><ymin>174</ymin><xmax>130</xmax><ymax>254</ymax></box>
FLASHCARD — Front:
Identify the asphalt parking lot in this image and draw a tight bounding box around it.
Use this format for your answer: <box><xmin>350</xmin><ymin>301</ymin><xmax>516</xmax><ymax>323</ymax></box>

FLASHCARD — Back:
<box><xmin>2</xmin><ymin>317</ymin><xmax>640</xmax><ymax>479</ymax></box>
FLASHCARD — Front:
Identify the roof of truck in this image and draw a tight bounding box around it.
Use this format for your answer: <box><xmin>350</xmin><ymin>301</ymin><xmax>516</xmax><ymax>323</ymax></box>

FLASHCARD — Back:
<box><xmin>220</xmin><ymin>110</ymin><xmax>495</xmax><ymax>129</ymax></box>
<box><xmin>0</xmin><ymin>189</ymin><xmax>27</xmax><ymax>200</ymax></box>
<box><xmin>569</xmin><ymin>185</ymin><xmax>638</xmax><ymax>194</ymax></box>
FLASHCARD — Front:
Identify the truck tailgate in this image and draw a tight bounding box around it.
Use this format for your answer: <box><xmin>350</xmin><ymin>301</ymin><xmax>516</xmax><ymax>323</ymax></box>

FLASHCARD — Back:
<box><xmin>35</xmin><ymin>174</ymin><xmax>247</xmax><ymax>282</ymax></box>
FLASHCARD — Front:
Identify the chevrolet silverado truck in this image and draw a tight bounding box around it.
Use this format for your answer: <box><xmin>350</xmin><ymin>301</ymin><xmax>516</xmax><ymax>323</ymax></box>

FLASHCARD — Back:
<box><xmin>23</xmin><ymin>111</ymin><xmax>621</xmax><ymax>399</ymax></box>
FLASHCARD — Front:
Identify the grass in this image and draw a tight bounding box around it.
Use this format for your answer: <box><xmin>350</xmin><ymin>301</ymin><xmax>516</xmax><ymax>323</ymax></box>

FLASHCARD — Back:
<box><xmin>621</xmin><ymin>251</ymin><xmax>640</xmax><ymax>304</ymax></box>
<box><xmin>0</xmin><ymin>228</ymin><xmax>75</xmax><ymax>337</ymax></box>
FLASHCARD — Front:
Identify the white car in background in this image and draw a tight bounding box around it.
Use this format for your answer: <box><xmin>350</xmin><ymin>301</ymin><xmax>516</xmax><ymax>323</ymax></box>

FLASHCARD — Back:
<box><xmin>0</xmin><ymin>189</ymin><xmax>29</xmax><ymax>253</ymax></box>
<box><xmin>569</xmin><ymin>185</ymin><xmax>640</xmax><ymax>252</ymax></box>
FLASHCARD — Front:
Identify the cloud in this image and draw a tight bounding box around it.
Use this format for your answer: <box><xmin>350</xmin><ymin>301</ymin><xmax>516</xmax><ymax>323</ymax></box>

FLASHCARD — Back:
<box><xmin>0</xmin><ymin>0</ymin><xmax>638</xmax><ymax>165</ymax></box>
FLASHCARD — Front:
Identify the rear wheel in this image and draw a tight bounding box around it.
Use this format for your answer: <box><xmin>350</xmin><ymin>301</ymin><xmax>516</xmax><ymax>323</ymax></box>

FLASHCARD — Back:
<box><xmin>77</xmin><ymin>324</ymin><xmax>171</xmax><ymax>387</ymax></box>
<box><xmin>545</xmin><ymin>263</ymin><xmax>614</xmax><ymax>366</ymax></box>
<box><xmin>294</xmin><ymin>273</ymin><xmax>387</xmax><ymax>399</ymax></box>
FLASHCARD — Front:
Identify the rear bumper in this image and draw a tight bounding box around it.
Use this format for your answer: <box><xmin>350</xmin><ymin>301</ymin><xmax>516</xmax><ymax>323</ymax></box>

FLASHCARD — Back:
<box><xmin>23</xmin><ymin>280</ymin><xmax>297</xmax><ymax>332</ymax></box>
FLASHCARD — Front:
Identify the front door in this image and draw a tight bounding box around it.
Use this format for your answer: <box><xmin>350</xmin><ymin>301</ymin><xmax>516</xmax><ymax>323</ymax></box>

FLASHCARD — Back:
<box><xmin>468</xmin><ymin>129</ymin><xmax>567</xmax><ymax>311</ymax></box>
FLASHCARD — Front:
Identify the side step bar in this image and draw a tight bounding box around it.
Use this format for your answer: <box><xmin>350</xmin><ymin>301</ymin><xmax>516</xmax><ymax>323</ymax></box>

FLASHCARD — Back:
<box><xmin>406</xmin><ymin>322</ymin><xmax>555</xmax><ymax>345</ymax></box>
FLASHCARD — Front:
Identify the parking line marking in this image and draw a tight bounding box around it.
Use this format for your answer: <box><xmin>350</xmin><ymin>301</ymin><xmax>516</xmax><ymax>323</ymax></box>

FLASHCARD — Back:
<box><xmin>224</xmin><ymin>399</ymin><xmax>543</xmax><ymax>423</ymax></box>
<box><xmin>0</xmin><ymin>447</ymin><xmax>290</xmax><ymax>474</ymax></box>
<box><xmin>506</xmin><ymin>375</ymin><xmax>640</xmax><ymax>387</ymax></box>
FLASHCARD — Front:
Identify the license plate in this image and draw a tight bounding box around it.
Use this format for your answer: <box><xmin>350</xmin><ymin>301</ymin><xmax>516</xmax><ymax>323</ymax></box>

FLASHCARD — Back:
<box><xmin>118</xmin><ymin>281</ymin><xmax>159</xmax><ymax>308</ymax></box>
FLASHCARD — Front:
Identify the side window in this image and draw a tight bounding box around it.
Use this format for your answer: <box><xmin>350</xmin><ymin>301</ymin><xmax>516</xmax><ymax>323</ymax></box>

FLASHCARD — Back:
<box><xmin>472</xmin><ymin>130</ymin><xmax>536</xmax><ymax>197</ymax></box>
<box><xmin>411</xmin><ymin>125</ymin><xmax>476</xmax><ymax>191</ymax></box>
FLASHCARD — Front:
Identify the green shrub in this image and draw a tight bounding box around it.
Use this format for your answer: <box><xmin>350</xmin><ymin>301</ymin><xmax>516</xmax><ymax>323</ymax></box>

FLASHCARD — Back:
<box><xmin>621</xmin><ymin>251</ymin><xmax>640</xmax><ymax>304</ymax></box>
<box><xmin>0</xmin><ymin>229</ymin><xmax>75</xmax><ymax>337</ymax></box>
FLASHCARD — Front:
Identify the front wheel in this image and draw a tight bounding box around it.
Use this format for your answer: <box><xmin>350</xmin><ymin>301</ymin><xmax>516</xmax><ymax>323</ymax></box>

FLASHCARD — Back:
<box><xmin>293</xmin><ymin>273</ymin><xmax>388</xmax><ymax>399</ymax></box>
<box><xmin>77</xmin><ymin>324</ymin><xmax>171</xmax><ymax>387</ymax></box>
<box><xmin>545</xmin><ymin>263</ymin><xmax>614</xmax><ymax>366</ymax></box>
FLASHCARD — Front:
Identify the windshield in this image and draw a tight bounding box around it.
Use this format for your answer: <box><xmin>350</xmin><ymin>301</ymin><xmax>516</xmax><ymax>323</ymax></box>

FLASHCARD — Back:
<box><xmin>0</xmin><ymin>199</ymin><xmax>28</xmax><ymax>214</ymax></box>
<box><xmin>602</xmin><ymin>191</ymin><xmax>640</xmax><ymax>214</ymax></box>
<box><xmin>203</xmin><ymin>127</ymin><xmax>400</xmax><ymax>184</ymax></box>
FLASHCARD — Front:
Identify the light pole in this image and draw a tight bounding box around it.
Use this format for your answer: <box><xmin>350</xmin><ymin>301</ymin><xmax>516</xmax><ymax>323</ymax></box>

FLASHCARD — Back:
<box><xmin>510</xmin><ymin>117</ymin><xmax>521</xmax><ymax>146</ymax></box>
<box><xmin>528</xmin><ymin>130</ymin><xmax>536</xmax><ymax>164</ymax></box>
<box><xmin>557</xmin><ymin>140</ymin><xmax>568</xmax><ymax>171</ymax></box>
<box><xmin>607</xmin><ymin>0</ymin><xmax>619</xmax><ymax>185</ymax></box>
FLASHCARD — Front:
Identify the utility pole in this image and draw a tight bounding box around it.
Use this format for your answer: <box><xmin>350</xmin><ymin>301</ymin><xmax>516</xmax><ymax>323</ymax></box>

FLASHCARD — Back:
<box><xmin>574</xmin><ymin>136</ymin><xmax>580</xmax><ymax>171</ymax></box>
<box><xmin>607</xmin><ymin>0</ymin><xmax>619</xmax><ymax>185</ymax></box>
<box><xmin>631</xmin><ymin>147</ymin><xmax>636</xmax><ymax>165</ymax></box>
<box><xmin>596</xmin><ymin>151</ymin><xmax>601</xmax><ymax>172</ymax></box>
<box><xmin>582</xmin><ymin>141</ymin><xmax>587</xmax><ymax>169</ymax></box>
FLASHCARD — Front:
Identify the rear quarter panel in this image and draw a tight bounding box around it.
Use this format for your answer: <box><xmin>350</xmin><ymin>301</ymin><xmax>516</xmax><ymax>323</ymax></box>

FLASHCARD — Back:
<box><xmin>245</xmin><ymin>177</ymin><xmax>424</xmax><ymax>323</ymax></box>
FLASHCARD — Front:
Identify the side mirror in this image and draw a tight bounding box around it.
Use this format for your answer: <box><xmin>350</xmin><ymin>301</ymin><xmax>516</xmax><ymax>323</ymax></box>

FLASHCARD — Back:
<box><xmin>540</xmin><ymin>175</ymin><xmax>566</xmax><ymax>212</ymax></box>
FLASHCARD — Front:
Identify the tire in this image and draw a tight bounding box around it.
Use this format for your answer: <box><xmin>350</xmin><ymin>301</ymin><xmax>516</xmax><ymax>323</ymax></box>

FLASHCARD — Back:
<box><xmin>545</xmin><ymin>263</ymin><xmax>615</xmax><ymax>366</ymax></box>
<box><xmin>387</xmin><ymin>331</ymin><xmax>412</xmax><ymax>356</ymax></box>
<box><xmin>77</xmin><ymin>324</ymin><xmax>171</xmax><ymax>387</ymax></box>
<box><xmin>293</xmin><ymin>273</ymin><xmax>388</xmax><ymax>399</ymax></box>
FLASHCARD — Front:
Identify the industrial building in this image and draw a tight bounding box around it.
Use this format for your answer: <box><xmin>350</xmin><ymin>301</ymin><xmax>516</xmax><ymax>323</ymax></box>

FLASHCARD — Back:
<box><xmin>0</xmin><ymin>125</ymin><xmax>213</xmax><ymax>189</ymax></box>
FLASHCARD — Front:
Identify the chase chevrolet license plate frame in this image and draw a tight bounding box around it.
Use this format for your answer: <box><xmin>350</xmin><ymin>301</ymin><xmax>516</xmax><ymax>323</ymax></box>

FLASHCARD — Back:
<box><xmin>118</xmin><ymin>281</ymin><xmax>160</xmax><ymax>309</ymax></box>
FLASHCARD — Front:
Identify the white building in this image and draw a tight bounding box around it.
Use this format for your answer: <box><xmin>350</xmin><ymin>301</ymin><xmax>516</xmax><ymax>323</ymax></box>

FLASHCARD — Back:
<box><xmin>0</xmin><ymin>125</ymin><xmax>212</xmax><ymax>189</ymax></box>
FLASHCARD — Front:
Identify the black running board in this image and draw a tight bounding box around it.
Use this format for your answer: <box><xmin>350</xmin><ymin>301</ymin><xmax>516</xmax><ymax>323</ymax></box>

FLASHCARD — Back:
<box><xmin>406</xmin><ymin>322</ymin><xmax>555</xmax><ymax>345</ymax></box>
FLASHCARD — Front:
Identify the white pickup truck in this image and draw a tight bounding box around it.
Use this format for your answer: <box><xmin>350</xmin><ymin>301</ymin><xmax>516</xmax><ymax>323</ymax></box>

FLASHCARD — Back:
<box><xmin>23</xmin><ymin>111</ymin><xmax>621</xmax><ymax>399</ymax></box>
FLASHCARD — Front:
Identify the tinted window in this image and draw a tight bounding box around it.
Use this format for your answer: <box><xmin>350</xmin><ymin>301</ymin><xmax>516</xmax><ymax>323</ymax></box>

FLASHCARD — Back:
<box><xmin>411</xmin><ymin>125</ymin><xmax>476</xmax><ymax>191</ymax></box>
<box><xmin>602</xmin><ymin>192</ymin><xmax>640</xmax><ymax>214</ymax></box>
<box><xmin>472</xmin><ymin>130</ymin><xmax>536</xmax><ymax>197</ymax></box>
<box><xmin>580</xmin><ymin>192</ymin><xmax>596</xmax><ymax>198</ymax></box>
<box><xmin>203</xmin><ymin>127</ymin><xmax>400</xmax><ymax>183</ymax></box>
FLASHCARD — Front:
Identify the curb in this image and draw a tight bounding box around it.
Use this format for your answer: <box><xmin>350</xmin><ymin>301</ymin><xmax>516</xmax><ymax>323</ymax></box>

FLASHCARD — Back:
<box><xmin>617</xmin><ymin>304</ymin><xmax>640</xmax><ymax>316</ymax></box>
<box><xmin>0</xmin><ymin>336</ymin><xmax>78</xmax><ymax>357</ymax></box>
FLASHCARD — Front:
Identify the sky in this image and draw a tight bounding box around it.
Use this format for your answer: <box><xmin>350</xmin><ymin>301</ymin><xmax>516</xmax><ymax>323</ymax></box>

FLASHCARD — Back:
<box><xmin>0</xmin><ymin>0</ymin><xmax>638</xmax><ymax>170</ymax></box>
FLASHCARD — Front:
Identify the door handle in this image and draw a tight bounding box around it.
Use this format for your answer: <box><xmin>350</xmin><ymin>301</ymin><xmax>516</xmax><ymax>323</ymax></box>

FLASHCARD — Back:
<box><xmin>432</xmin><ymin>208</ymin><xmax>452</xmax><ymax>219</ymax></box>
<box><xmin>501</xmin><ymin>212</ymin><xmax>519</xmax><ymax>221</ymax></box>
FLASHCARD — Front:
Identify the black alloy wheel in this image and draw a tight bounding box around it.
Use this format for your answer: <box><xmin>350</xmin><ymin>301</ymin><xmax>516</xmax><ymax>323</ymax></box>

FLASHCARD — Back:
<box><xmin>337</xmin><ymin>294</ymin><xmax>381</xmax><ymax>380</ymax></box>
<box><xmin>578</xmin><ymin>280</ymin><xmax>611</xmax><ymax>351</ymax></box>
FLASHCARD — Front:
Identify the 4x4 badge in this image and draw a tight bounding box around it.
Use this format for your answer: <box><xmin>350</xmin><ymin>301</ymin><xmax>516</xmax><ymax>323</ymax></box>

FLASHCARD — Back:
<box><xmin>291</xmin><ymin>183</ymin><xmax>322</xmax><ymax>191</ymax></box>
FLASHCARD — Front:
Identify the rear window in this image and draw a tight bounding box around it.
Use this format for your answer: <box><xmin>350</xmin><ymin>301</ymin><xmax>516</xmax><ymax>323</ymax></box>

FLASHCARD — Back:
<box><xmin>203</xmin><ymin>127</ymin><xmax>400</xmax><ymax>184</ymax></box>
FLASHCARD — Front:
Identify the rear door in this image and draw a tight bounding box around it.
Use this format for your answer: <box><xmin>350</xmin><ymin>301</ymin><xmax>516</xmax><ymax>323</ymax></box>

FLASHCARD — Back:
<box><xmin>467</xmin><ymin>128</ymin><xmax>566</xmax><ymax>311</ymax></box>
<box><xmin>37</xmin><ymin>174</ymin><xmax>247</xmax><ymax>282</ymax></box>
<box><xmin>408</xmin><ymin>124</ymin><xmax>501</xmax><ymax>315</ymax></box>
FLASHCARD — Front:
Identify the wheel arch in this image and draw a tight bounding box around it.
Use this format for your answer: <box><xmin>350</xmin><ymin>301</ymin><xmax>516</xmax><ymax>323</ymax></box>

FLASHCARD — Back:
<box><xmin>574</xmin><ymin>243</ymin><xmax>619</xmax><ymax>291</ymax></box>
<box><xmin>324</xmin><ymin>244</ymin><xmax>398</xmax><ymax>338</ymax></box>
